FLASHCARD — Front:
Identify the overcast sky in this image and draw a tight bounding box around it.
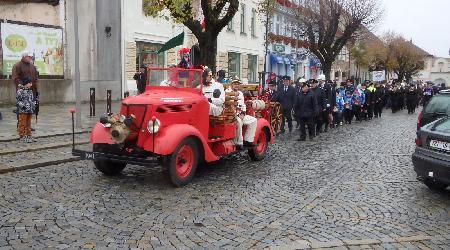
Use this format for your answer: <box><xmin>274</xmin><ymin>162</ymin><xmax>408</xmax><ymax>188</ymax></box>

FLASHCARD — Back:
<box><xmin>377</xmin><ymin>0</ymin><xmax>450</xmax><ymax>57</ymax></box>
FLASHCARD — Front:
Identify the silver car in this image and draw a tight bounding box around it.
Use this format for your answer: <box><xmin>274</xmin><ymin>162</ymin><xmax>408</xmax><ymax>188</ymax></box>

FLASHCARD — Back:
<box><xmin>412</xmin><ymin>116</ymin><xmax>450</xmax><ymax>191</ymax></box>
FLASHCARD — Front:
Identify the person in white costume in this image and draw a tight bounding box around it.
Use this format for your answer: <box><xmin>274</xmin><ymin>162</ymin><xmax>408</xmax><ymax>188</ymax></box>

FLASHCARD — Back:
<box><xmin>226</xmin><ymin>77</ymin><xmax>257</xmax><ymax>150</ymax></box>
<box><xmin>201</xmin><ymin>68</ymin><xmax>225</xmax><ymax>116</ymax></box>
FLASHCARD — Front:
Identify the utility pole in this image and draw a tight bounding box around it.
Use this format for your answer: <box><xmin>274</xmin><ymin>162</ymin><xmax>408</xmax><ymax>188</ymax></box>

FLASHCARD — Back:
<box><xmin>74</xmin><ymin>0</ymin><xmax>81</xmax><ymax>128</ymax></box>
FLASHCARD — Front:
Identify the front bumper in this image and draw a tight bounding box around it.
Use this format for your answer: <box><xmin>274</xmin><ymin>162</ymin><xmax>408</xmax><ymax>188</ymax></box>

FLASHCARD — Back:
<box><xmin>412</xmin><ymin>148</ymin><xmax>450</xmax><ymax>184</ymax></box>
<box><xmin>72</xmin><ymin>148</ymin><xmax>160</xmax><ymax>166</ymax></box>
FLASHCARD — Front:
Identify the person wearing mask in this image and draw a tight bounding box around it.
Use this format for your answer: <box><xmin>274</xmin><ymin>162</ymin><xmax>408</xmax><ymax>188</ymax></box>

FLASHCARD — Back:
<box><xmin>294</xmin><ymin>81</ymin><xmax>318</xmax><ymax>141</ymax></box>
<box><xmin>201</xmin><ymin>67</ymin><xmax>225</xmax><ymax>116</ymax></box>
<box><xmin>133</xmin><ymin>65</ymin><xmax>147</xmax><ymax>94</ymax></box>
<box><xmin>272</xmin><ymin>76</ymin><xmax>296</xmax><ymax>133</ymax></box>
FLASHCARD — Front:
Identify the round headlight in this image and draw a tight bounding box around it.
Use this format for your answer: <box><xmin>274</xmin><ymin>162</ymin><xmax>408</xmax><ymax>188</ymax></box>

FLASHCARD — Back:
<box><xmin>147</xmin><ymin>118</ymin><xmax>161</xmax><ymax>134</ymax></box>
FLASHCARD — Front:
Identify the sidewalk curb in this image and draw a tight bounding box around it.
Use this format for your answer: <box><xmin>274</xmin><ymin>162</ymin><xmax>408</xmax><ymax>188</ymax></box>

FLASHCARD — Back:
<box><xmin>0</xmin><ymin>141</ymin><xmax>89</xmax><ymax>156</ymax></box>
<box><xmin>0</xmin><ymin>157</ymin><xmax>82</xmax><ymax>174</ymax></box>
<box><xmin>0</xmin><ymin>130</ymin><xmax>90</xmax><ymax>143</ymax></box>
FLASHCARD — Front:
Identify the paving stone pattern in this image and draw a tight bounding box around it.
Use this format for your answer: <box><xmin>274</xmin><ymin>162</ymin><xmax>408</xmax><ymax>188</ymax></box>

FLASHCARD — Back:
<box><xmin>0</xmin><ymin>110</ymin><xmax>449</xmax><ymax>249</ymax></box>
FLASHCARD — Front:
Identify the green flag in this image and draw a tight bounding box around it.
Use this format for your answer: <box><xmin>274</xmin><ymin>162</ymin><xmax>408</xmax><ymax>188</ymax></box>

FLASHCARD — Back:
<box><xmin>157</xmin><ymin>32</ymin><xmax>184</xmax><ymax>54</ymax></box>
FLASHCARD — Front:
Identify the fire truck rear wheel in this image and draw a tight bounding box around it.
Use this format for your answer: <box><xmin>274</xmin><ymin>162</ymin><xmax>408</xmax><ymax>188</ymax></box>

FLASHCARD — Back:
<box><xmin>163</xmin><ymin>138</ymin><xmax>199</xmax><ymax>187</ymax></box>
<box><xmin>93</xmin><ymin>144</ymin><xmax>127</xmax><ymax>176</ymax></box>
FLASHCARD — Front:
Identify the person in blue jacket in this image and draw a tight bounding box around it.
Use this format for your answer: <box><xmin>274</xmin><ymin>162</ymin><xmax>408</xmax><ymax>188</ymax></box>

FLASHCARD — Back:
<box><xmin>343</xmin><ymin>91</ymin><xmax>353</xmax><ymax>124</ymax></box>
<box><xmin>333</xmin><ymin>89</ymin><xmax>345</xmax><ymax>127</ymax></box>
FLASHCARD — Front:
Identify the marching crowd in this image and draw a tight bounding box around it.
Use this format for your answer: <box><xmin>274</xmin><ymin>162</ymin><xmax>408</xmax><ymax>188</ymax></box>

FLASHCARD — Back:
<box><xmin>257</xmin><ymin>74</ymin><xmax>444</xmax><ymax>141</ymax></box>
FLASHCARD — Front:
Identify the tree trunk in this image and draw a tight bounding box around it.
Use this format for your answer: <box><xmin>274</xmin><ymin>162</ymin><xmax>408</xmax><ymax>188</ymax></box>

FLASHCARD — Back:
<box><xmin>322</xmin><ymin>62</ymin><xmax>332</xmax><ymax>81</ymax></box>
<box><xmin>198</xmin><ymin>34</ymin><xmax>218</xmax><ymax>73</ymax></box>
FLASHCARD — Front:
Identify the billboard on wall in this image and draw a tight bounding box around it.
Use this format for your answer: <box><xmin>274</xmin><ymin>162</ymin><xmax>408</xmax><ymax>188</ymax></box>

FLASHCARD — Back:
<box><xmin>1</xmin><ymin>22</ymin><xmax>63</xmax><ymax>75</ymax></box>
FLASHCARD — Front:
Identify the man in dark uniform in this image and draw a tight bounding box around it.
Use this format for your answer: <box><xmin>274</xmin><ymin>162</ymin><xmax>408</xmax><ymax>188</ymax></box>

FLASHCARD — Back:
<box><xmin>311</xmin><ymin>79</ymin><xmax>326</xmax><ymax>134</ymax></box>
<box><xmin>374</xmin><ymin>82</ymin><xmax>385</xmax><ymax>118</ymax></box>
<box><xmin>323</xmin><ymin>80</ymin><xmax>335</xmax><ymax>131</ymax></box>
<box><xmin>295</xmin><ymin>81</ymin><xmax>319</xmax><ymax>141</ymax></box>
<box><xmin>133</xmin><ymin>65</ymin><xmax>147</xmax><ymax>94</ymax></box>
<box><xmin>272</xmin><ymin>76</ymin><xmax>296</xmax><ymax>133</ymax></box>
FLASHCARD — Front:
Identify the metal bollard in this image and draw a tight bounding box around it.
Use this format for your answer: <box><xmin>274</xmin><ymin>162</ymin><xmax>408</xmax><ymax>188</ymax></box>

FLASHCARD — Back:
<box><xmin>89</xmin><ymin>88</ymin><xmax>95</xmax><ymax>117</ymax></box>
<box><xmin>106</xmin><ymin>90</ymin><xmax>112</xmax><ymax>114</ymax></box>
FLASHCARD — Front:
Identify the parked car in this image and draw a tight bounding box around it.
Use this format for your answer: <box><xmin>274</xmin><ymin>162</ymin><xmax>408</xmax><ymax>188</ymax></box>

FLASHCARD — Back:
<box><xmin>417</xmin><ymin>89</ymin><xmax>450</xmax><ymax>130</ymax></box>
<box><xmin>412</xmin><ymin>116</ymin><xmax>450</xmax><ymax>191</ymax></box>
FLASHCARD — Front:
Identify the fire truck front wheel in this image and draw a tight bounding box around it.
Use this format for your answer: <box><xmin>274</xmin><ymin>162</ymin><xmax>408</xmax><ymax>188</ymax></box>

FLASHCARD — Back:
<box><xmin>163</xmin><ymin>138</ymin><xmax>199</xmax><ymax>187</ymax></box>
<box><xmin>93</xmin><ymin>144</ymin><xmax>127</xmax><ymax>176</ymax></box>
<box><xmin>249</xmin><ymin>128</ymin><xmax>269</xmax><ymax>161</ymax></box>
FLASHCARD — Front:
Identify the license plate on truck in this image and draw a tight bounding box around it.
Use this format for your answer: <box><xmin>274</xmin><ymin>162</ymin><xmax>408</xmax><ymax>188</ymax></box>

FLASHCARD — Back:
<box><xmin>430</xmin><ymin>140</ymin><xmax>450</xmax><ymax>152</ymax></box>
<box><xmin>85</xmin><ymin>152</ymin><xmax>97</xmax><ymax>159</ymax></box>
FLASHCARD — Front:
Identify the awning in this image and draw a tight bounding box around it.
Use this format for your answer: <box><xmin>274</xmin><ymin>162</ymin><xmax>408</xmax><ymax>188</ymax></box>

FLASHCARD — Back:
<box><xmin>270</xmin><ymin>54</ymin><xmax>284</xmax><ymax>64</ymax></box>
<box><xmin>289</xmin><ymin>58</ymin><xmax>296</xmax><ymax>65</ymax></box>
<box><xmin>157</xmin><ymin>32</ymin><xmax>184</xmax><ymax>54</ymax></box>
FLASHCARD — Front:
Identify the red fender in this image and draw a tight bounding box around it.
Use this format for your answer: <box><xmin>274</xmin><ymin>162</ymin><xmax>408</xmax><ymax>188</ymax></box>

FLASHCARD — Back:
<box><xmin>142</xmin><ymin>124</ymin><xmax>219</xmax><ymax>162</ymax></box>
<box><xmin>90</xmin><ymin>122</ymin><xmax>114</xmax><ymax>144</ymax></box>
<box><xmin>253</xmin><ymin>118</ymin><xmax>274</xmax><ymax>144</ymax></box>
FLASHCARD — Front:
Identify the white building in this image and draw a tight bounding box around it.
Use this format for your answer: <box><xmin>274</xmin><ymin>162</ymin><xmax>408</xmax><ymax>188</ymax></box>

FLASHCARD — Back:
<box><xmin>416</xmin><ymin>56</ymin><xmax>450</xmax><ymax>86</ymax></box>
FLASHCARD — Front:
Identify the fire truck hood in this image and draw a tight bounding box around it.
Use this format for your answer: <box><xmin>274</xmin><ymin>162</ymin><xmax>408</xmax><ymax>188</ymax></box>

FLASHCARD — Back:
<box><xmin>122</xmin><ymin>87</ymin><xmax>204</xmax><ymax>105</ymax></box>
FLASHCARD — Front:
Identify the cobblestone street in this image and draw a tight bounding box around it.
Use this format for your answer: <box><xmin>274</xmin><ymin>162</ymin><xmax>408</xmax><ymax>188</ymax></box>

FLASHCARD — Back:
<box><xmin>0</xmin><ymin>110</ymin><xmax>449</xmax><ymax>249</ymax></box>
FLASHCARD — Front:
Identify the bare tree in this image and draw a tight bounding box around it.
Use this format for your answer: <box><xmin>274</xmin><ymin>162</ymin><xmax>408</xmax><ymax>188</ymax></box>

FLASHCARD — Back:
<box><xmin>143</xmin><ymin>0</ymin><xmax>239</xmax><ymax>71</ymax></box>
<box><xmin>367</xmin><ymin>32</ymin><xmax>426</xmax><ymax>82</ymax></box>
<box><xmin>297</xmin><ymin>0</ymin><xmax>383</xmax><ymax>80</ymax></box>
<box><xmin>387</xmin><ymin>34</ymin><xmax>426</xmax><ymax>83</ymax></box>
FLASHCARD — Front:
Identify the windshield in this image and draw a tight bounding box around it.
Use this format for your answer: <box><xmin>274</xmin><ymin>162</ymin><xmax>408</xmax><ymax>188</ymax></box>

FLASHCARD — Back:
<box><xmin>146</xmin><ymin>68</ymin><xmax>203</xmax><ymax>89</ymax></box>
<box><xmin>424</xmin><ymin>95</ymin><xmax>450</xmax><ymax>114</ymax></box>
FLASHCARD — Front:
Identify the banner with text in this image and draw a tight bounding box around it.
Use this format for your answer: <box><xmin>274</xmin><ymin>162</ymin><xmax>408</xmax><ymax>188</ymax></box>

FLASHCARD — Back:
<box><xmin>1</xmin><ymin>23</ymin><xmax>63</xmax><ymax>75</ymax></box>
<box><xmin>372</xmin><ymin>70</ymin><xmax>386</xmax><ymax>82</ymax></box>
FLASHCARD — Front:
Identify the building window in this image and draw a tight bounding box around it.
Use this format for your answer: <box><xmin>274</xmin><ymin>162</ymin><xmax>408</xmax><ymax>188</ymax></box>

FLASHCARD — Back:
<box><xmin>275</xmin><ymin>15</ymin><xmax>281</xmax><ymax>35</ymax></box>
<box><xmin>136</xmin><ymin>42</ymin><xmax>165</xmax><ymax>71</ymax></box>
<box><xmin>240</xmin><ymin>4</ymin><xmax>246</xmax><ymax>34</ymax></box>
<box><xmin>227</xmin><ymin>17</ymin><xmax>234</xmax><ymax>31</ymax></box>
<box><xmin>228</xmin><ymin>52</ymin><xmax>241</xmax><ymax>78</ymax></box>
<box><xmin>248</xmin><ymin>54</ymin><xmax>258</xmax><ymax>83</ymax></box>
<box><xmin>251</xmin><ymin>8</ymin><xmax>256</xmax><ymax>36</ymax></box>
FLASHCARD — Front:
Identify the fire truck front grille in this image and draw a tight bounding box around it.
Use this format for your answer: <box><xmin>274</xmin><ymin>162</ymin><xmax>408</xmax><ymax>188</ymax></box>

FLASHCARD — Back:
<box><xmin>121</xmin><ymin>104</ymin><xmax>148</xmax><ymax>129</ymax></box>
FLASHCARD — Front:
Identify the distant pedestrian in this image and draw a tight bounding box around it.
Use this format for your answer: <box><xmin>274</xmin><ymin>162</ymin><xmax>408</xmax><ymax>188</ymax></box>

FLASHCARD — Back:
<box><xmin>422</xmin><ymin>82</ymin><xmax>434</xmax><ymax>106</ymax></box>
<box><xmin>343</xmin><ymin>91</ymin><xmax>353</xmax><ymax>124</ymax></box>
<box><xmin>216</xmin><ymin>70</ymin><xmax>229</xmax><ymax>84</ymax></box>
<box><xmin>406</xmin><ymin>85</ymin><xmax>418</xmax><ymax>114</ymax></box>
<box><xmin>12</xmin><ymin>51</ymin><xmax>39</xmax><ymax>130</ymax></box>
<box><xmin>16</xmin><ymin>76</ymin><xmax>36</xmax><ymax>143</ymax></box>
<box><xmin>272</xmin><ymin>76</ymin><xmax>296</xmax><ymax>133</ymax></box>
<box><xmin>294</xmin><ymin>81</ymin><xmax>318</xmax><ymax>141</ymax></box>
<box><xmin>133</xmin><ymin>65</ymin><xmax>147</xmax><ymax>94</ymax></box>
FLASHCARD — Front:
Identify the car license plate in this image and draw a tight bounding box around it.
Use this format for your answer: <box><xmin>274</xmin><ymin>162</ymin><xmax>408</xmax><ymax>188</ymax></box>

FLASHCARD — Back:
<box><xmin>429</xmin><ymin>140</ymin><xmax>450</xmax><ymax>152</ymax></box>
<box><xmin>84</xmin><ymin>152</ymin><xmax>96</xmax><ymax>160</ymax></box>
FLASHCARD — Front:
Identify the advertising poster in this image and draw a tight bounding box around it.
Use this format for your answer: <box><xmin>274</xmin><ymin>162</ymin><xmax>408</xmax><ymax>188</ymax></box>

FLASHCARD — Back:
<box><xmin>1</xmin><ymin>22</ymin><xmax>63</xmax><ymax>75</ymax></box>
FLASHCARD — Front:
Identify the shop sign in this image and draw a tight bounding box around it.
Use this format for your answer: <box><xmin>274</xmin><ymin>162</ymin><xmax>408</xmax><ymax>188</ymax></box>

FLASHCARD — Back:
<box><xmin>273</xmin><ymin>44</ymin><xmax>285</xmax><ymax>53</ymax></box>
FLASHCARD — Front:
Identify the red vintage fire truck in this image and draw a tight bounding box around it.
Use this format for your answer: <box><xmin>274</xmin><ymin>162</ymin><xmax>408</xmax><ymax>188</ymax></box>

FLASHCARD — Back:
<box><xmin>72</xmin><ymin>68</ymin><xmax>280</xmax><ymax>187</ymax></box>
